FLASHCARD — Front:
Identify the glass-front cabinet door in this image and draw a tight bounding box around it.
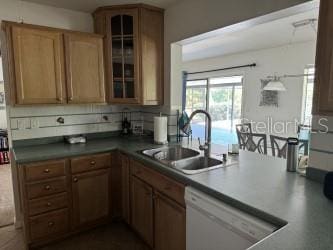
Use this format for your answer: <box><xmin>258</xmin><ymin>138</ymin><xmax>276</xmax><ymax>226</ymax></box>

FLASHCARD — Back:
<box><xmin>108</xmin><ymin>10</ymin><xmax>139</xmax><ymax>103</ymax></box>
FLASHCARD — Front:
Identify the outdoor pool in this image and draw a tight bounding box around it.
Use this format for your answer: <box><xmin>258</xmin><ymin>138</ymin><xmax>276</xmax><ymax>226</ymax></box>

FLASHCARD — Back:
<box><xmin>191</xmin><ymin>124</ymin><xmax>238</xmax><ymax>145</ymax></box>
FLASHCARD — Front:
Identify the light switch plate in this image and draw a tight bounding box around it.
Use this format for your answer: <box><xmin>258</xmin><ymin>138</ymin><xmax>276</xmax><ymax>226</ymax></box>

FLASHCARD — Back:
<box><xmin>17</xmin><ymin>119</ymin><xmax>25</xmax><ymax>130</ymax></box>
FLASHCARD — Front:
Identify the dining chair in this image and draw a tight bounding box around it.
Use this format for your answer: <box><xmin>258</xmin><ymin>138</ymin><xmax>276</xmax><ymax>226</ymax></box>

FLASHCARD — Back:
<box><xmin>236</xmin><ymin>123</ymin><xmax>252</xmax><ymax>149</ymax></box>
<box><xmin>299</xmin><ymin>139</ymin><xmax>309</xmax><ymax>156</ymax></box>
<box><xmin>240</xmin><ymin>132</ymin><xmax>267</xmax><ymax>154</ymax></box>
<box><xmin>270</xmin><ymin>135</ymin><xmax>288</xmax><ymax>158</ymax></box>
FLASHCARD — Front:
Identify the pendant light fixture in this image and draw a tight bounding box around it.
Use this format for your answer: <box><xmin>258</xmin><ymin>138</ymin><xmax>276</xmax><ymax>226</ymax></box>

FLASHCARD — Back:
<box><xmin>263</xmin><ymin>76</ymin><xmax>286</xmax><ymax>91</ymax></box>
<box><xmin>263</xmin><ymin>18</ymin><xmax>317</xmax><ymax>92</ymax></box>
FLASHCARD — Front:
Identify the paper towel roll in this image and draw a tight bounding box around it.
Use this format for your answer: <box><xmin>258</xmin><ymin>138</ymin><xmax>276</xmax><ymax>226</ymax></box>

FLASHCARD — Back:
<box><xmin>154</xmin><ymin>116</ymin><xmax>168</xmax><ymax>144</ymax></box>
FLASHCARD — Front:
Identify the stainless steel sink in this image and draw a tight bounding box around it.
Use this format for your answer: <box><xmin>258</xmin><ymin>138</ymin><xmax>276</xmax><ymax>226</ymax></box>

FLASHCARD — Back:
<box><xmin>140</xmin><ymin>146</ymin><xmax>228</xmax><ymax>175</ymax></box>
<box><xmin>171</xmin><ymin>156</ymin><xmax>223</xmax><ymax>175</ymax></box>
<box><xmin>141</xmin><ymin>146</ymin><xmax>200</xmax><ymax>163</ymax></box>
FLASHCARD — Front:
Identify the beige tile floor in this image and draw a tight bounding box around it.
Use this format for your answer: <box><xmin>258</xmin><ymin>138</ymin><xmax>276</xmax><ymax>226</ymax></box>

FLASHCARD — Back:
<box><xmin>0</xmin><ymin>222</ymin><xmax>150</xmax><ymax>250</ymax></box>
<box><xmin>0</xmin><ymin>164</ymin><xmax>14</xmax><ymax>227</ymax></box>
<box><xmin>0</xmin><ymin>225</ymin><xmax>25</xmax><ymax>250</ymax></box>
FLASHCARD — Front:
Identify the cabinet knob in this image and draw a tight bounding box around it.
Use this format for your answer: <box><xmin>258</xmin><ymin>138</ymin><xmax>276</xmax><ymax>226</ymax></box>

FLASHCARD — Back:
<box><xmin>48</xmin><ymin>221</ymin><xmax>54</xmax><ymax>227</ymax></box>
<box><xmin>73</xmin><ymin>177</ymin><xmax>78</xmax><ymax>182</ymax></box>
<box><xmin>69</xmin><ymin>96</ymin><xmax>73</xmax><ymax>101</ymax></box>
<box><xmin>44</xmin><ymin>185</ymin><xmax>51</xmax><ymax>190</ymax></box>
<box><xmin>90</xmin><ymin>160</ymin><xmax>96</xmax><ymax>166</ymax></box>
<box><xmin>46</xmin><ymin>202</ymin><xmax>52</xmax><ymax>207</ymax></box>
<box><xmin>44</xmin><ymin>169</ymin><xmax>50</xmax><ymax>173</ymax></box>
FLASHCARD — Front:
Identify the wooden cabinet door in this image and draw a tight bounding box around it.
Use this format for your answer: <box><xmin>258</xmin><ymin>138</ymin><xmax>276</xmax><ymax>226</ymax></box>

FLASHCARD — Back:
<box><xmin>71</xmin><ymin>169</ymin><xmax>110</xmax><ymax>228</ymax></box>
<box><xmin>64</xmin><ymin>33</ymin><xmax>105</xmax><ymax>103</ymax></box>
<box><xmin>131</xmin><ymin>176</ymin><xmax>153</xmax><ymax>247</ymax></box>
<box><xmin>154</xmin><ymin>191</ymin><xmax>186</xmax><ymax>250</ymax></box>
<box><xmin>140</xmin><ymin>7</ymin><xmax>164</xmax><ymax>105</ymax></box>
<box><xmin>11</xmin><ymin>25</ymin><xmax>66</xmax><ymax>104</ymax></box>
<box><xmin>121</xmin><ymin>153</ymin><xmax>130</xmax><ymax>224</ymax></box>
<box><xmin>107</xmin><ymin>9</ymin><xmax>140</xmax><ymax>104</ymax></box>
<box><xmin>313</xmin><ymin>0</ymin><xmax>333</xmax><ymax>115</ymax></box>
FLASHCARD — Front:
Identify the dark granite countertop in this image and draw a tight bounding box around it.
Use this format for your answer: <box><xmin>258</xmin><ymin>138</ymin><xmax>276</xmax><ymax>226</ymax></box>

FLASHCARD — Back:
<box><xmin>12</xmin><ymin>136</ymin><xmax>333</xmax><ymax>250</ymax></box>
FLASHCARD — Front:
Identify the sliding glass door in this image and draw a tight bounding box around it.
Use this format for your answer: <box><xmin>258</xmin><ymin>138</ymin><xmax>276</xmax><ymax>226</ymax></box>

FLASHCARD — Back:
<box><xmin>208</xmin><ymin>76</ymin><xmax>243</xmax><ymax>145</ymax></box>
<box><xmin>185</xmin><ymin>75</ymin><xmax>243</xmax><ymax>145</ymax></box>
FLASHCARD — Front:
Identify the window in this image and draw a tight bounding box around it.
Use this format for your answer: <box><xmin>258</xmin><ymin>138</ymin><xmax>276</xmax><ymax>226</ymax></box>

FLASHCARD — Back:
<box><xmin>302</xmin><ymin>66</ymin><xmax>315</xmax><ymax>126</ymax></box>
<box><xmin>185</xmin><ymin>75</ymin><xmax>244</xmax><ymax>145</ymax></box>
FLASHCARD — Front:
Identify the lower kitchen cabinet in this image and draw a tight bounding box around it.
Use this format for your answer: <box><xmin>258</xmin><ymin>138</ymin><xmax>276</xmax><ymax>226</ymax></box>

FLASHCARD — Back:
<box><xmin>121</xmin><ymin>153</ymin><xmax>130</xmax><ymax>224</ymax></box>
<box><xmin>18</xmin><ymin>152</ymin><xmax>185</xmax><ymax>249</ymax></box>
<box><xmin>129</xmin><ymin>158</ymin><xmax>186</xmax><ymax>250</ymax></box>
<box><xmin>131</xmin><ymin>175</ymin><xmax>154</xmax><ymax>247</ymax></box>
<box><xmin>71</xmin><ymin>168</ymin><xmax>111</xmax><ymax>228</ymax></box>
<box><xmin>18</xmin><ymin>153</ymin><xmax>112</xmax><ymax>248</ymax></box>
<box><xmin>154</xmin><ymin>191</ymin><xmax>186</xmax><ymax>250</ymax></box>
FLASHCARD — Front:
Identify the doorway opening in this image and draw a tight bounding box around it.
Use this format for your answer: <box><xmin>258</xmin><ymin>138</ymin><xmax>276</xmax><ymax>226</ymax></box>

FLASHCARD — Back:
<box><xmin>0</xmin><ymin>54</ymin><xmax>13</xmax><ymax>228</ymax></box>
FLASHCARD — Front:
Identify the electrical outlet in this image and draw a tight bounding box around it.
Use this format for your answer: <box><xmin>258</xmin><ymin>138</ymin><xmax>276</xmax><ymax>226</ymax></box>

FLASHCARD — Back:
<box><xmin>17</xmin><ymin>118</ymin><xmax>30</xmax><ymax>130</ymax></box>
<box><xmin>31</xmin><ymin>118</ymin><xmax>39</xmax><ymax>129</ymax></box>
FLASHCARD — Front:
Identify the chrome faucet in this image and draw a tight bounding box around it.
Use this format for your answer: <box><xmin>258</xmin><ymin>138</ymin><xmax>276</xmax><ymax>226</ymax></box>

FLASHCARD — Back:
<box><xmin>182</xmin><ymin>110</ymin><xmax>212</xmax><ymax>157</ymax></box>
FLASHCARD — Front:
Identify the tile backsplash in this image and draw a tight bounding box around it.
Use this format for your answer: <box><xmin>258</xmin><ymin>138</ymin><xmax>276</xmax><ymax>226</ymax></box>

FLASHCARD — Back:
<box><xmin>8</xmin><ymin>104</ymin><xmax>178</xmax><ymax>141</ymax></box>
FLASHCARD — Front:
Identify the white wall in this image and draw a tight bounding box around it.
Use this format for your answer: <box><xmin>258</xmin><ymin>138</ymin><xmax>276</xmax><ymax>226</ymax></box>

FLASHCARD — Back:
<box><xmin>183</xmin><ymin>41</ymin><xmax>316</xmax><ymax>137</ymax></box>
<box><xmin>0</xmin><ymin>0</ymin><xmax>93</xmax><ymax>32</ymax></box>
<box><xmin>164</xmin><ymin>0</ymin><xmax>312</xmax><ymax>109</ymax></box>
<box><xmin>0</xmin><ymin>58</ymin><xmax>5</xmax><ymax>129</ymax></box>
<box><xmin>0</xmin><ymin>57</ymin><xmax>3</xmax><ymax>82</ymax></box>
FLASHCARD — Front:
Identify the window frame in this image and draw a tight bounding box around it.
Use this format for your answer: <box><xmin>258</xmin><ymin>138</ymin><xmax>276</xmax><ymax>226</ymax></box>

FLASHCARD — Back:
<box><xmin>302</xmin><ymin>65</ymin><xmax>315</xmax><ymax>126</ymax></box>
<box><xmin>184</xmin><ymin>74</ymin><xmax>244</xmax><ymax>142</ymax></box>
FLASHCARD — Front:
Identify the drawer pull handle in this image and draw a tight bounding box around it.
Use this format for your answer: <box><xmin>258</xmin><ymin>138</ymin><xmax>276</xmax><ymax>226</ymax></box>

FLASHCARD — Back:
<box><xmin>44</xmin><ymin>185</ymin><xmax>51</xmax><ymax>190</ymax></box>
<box><xmin>73</xmin><ymin>177</ymin><xmax>78</xmax><ymax>182</ymax></box>
<box><xmin>90</xmin><ymin>161</ymin><xmax>96</xmax><ymax>166</ymax></box>
<box><xmin>46</xmin><ymin>202</ymin><xmax>52</xmax><ymax>207</ymax></box>
<box><xmin>48</xmin><ymin>221</ymin><xmax>54</xmax><ymax>227</ymax></box>
<box><xmin>44</xmin><ymin>169</ymin><xmax>50</xmax><ymax>173</ymax></box>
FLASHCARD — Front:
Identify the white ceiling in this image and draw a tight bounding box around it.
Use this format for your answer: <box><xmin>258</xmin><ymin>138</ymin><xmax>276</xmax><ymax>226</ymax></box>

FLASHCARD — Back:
<box><xmin>21</xmin><ymin>0</ymin><xmax>177</xmax><ymax>12</ymax></box>
<box><xmin>182</xmin><ymin>8</ymin><xmax>319</xmax><ymax>62</ymax></box>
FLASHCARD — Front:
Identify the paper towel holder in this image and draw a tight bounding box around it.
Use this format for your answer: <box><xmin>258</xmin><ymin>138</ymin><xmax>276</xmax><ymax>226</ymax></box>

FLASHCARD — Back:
<box><xmin>154</xmin><ymin>114</ymin><xmax>168</xmax><ymax>145</ymax></box>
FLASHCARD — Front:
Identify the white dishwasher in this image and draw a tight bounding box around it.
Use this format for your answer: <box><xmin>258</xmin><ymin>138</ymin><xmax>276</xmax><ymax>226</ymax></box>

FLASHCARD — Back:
<box><xmin>185</xmin><ymin>187</ymin><xmax>277</xmax><ymax>250</ymax></box>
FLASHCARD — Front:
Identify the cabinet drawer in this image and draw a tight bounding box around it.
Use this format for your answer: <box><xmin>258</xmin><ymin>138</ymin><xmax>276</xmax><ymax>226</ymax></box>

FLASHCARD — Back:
<box><xmin>24</xmin><ymin>159</ymin><xmax>66</xmax><ymax>182</ymax></box>
<box><xmin>29</xmin><ymin>208</ymin><xmax>69</xmax><ymax>241</ymax></box>
<box><xmin>131</xmin><ymin>160</ymin><xmax>185</xmax><ymax>206</ymax></box>
<box><xmin>26</xmin><ymin>177</ymin><xmax>67</xmax><ymax>199</ymax></box>
<box><xmin>28</xmin><ymin>193</ymin><xmax>68</xmax><ymax>216</ymax></box>
<box><xmin>71</xmin><ymin>153</ymin><xmax>111</xmax><ymax>173</ymax></box>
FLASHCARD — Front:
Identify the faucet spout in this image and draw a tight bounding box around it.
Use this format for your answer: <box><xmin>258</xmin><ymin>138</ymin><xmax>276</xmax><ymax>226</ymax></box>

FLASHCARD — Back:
<box><xmin>183</xmin><ymin>109</ymin><xmax>212</xmax><ymax>157</ymax></box>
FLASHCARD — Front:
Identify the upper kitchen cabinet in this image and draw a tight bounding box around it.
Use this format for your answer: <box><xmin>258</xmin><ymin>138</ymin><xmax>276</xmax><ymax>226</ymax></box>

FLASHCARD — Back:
<box><xmin>1</xmin><ymin>22</ymin><xmax>106</xmax><ymax>105</ymax></box>
<box><xmin>313</xmin><ymin>0</ymin><xmax>333</xmax><ymax>115</ymax></box>
<box><xmin>4</xmin><ymin>24</ymin><xmax>66</xmax><ymax>105</ymax></box>
<box><xmin>93</xmin><ymin>4</ymin><xmax>164</xmax><ymax>105</ymax></box>
<box><xmin>64</xmin><ymin>33</ymin><xmax>105</xmax><ymax>104</ymax></box>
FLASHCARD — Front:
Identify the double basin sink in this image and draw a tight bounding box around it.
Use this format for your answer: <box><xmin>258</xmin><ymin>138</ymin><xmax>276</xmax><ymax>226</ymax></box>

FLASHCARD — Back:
<box><xmin>140</xmin><ymin>146</ymin><xmax>224</xmax><ymax>175</ymax></box>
